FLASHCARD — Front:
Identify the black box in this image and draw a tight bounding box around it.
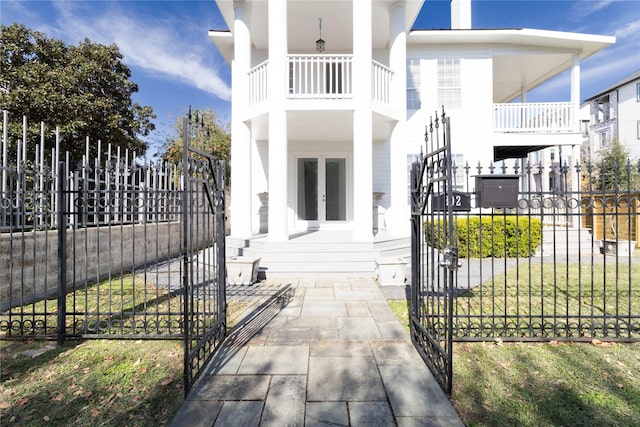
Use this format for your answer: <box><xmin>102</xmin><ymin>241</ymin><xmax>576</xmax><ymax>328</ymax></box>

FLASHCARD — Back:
<box><xmin>475</xmin><ymin>175</ymin><xmax>519</xmax><ymax>208</ymax></box>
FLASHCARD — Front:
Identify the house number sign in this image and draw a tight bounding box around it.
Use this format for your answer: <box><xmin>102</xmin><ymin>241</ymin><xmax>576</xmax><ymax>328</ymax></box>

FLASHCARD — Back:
<box><xmin>431</xmin><ymin>191</ymin><xmax>471</xmax><ymax>212</ymax></box>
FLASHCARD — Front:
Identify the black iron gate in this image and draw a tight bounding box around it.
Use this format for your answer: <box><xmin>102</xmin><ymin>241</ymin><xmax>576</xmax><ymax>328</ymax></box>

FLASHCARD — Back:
<box><xmin>410</xmin><ymin>110</ymin><xmax>458</xmax><ymax>395</ymax></box>
<box><xmin>181</xmin><ymin>112</ymin><xmax>227</xmax><ymax>394</ymax></box>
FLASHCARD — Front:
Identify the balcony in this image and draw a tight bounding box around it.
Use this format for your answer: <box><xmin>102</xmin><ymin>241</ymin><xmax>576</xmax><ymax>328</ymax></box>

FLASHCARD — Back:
<box><xmin>493</xmin><ymin>102</ymin><xmax>576</xmax><ymax>133</ymax></box>
<box><xmin>248</xmin><ymin>55</ymin><xmax>393</xmax><ymax>106</ymax></box>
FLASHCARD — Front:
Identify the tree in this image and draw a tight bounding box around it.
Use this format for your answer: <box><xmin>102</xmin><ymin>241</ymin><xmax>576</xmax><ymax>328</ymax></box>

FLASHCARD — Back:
<box><xmin>158</xmin><ymin>108</ymin><xmax>230</xmax><ymax>167</ymax></box>
<box><xmin>591</xmin><ymin>140</ymin><xmax>640</xmax><ymax>191</ymax></box>
<box><xmin>0</xmin><ymin>23</ymin><xmax>156</xmax><ymax>161</ymax></box>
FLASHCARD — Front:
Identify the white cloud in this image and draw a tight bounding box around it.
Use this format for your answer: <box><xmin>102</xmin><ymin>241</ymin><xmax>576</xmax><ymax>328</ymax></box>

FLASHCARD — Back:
<box><xmin>50</xmin><ymin>1</ymin><xmax>231</xmax><ymax>101</ymax></box>
<box><xmin>614</xmin><ymin>18</ymin><xmax>640</xmax><ymax>39</ymax></box>
<box><xmin>571</xmin><ymin>0</ymin><xmax>616</xmax><ymax>19</ymax></box>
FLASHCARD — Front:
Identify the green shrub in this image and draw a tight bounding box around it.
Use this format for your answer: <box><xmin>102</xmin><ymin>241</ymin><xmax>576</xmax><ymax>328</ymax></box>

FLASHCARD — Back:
<box><xmin>424</xmin><ymin>216</ymin><xmax>542</xmax><ymax>258</ymax></box>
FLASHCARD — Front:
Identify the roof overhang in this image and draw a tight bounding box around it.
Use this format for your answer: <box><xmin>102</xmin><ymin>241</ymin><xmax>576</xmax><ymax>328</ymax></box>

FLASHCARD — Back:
<box><xmin>408</xmin><ymin>28</ymin><xmax>615</xmax><ymax>102</ymax></box>
<box><xmin>210</xmin><ymin>0</ymin><xmax>426</xmax><ymax>66</ymax></box>
<box><xmin>209</xmin><ymin>30</ymin><xmax>233</xmax><ymax>65</ymax></box>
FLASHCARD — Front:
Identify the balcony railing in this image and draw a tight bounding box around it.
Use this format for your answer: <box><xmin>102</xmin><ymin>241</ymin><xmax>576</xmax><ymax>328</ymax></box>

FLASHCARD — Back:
<box><xmin>288</xmin><ymin>55</ymin><xmax>353</xmax><ymax>99</ymax></box>
<box><xmin>248</xmin><ymin>60</ymin><xmax>268</xmax><ymax>106</ymax></box>
<box><xmin>494</xmin><ymin>102</ymin><xmax>575</xmax><ymax>133</ymax></box>
<box><xmin>372</xmin><ymin>60</ymin><xmax>392</xmax><ymax>104</ymax></box>
<box><xmin>247</xmin><ymin>55</ymin><xmax>394</xmax><ymax>105</ymax></box>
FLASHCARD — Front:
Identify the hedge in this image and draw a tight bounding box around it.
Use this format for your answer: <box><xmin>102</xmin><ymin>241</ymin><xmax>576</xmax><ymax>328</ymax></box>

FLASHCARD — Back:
<box><xmin>424</xmin><ymin>216</ymin><xmax>542</xmax><ymax>258</ymax></box>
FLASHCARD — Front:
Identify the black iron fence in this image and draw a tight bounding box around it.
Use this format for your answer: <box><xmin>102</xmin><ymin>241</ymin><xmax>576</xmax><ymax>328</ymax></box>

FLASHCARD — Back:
<box><xmin>420</xmin><ymin>157</ymin><xmax>640</xmax><ymax>343</ymax></box>
<box><xmin>0</xmin><ymin>112</ymin><xmax>225</xmax><ymax>348</ymax></box>
<box><xmin>411</xmin><ymin>113</ymin><xmax>639</xmax><ymax>395</ymax></box>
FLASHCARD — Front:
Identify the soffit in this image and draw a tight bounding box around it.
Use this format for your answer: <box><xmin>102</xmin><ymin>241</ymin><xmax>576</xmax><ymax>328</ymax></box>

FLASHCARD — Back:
<box><xmin>212</xmin><ymin>0</ymin><xmax>424</xmax><ymax>61</ymax></box>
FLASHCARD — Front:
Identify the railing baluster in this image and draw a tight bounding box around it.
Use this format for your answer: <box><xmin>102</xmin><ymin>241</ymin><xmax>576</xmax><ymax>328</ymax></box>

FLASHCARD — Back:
<box><xmin>249</xmin><ymin>55</ymin><xmax>379</xmax><ymax>102</ymax></box>
<box><xmin>494</xmin><ymin>102</ymin><xmax>576</xmax><ymax>133</ymax></box>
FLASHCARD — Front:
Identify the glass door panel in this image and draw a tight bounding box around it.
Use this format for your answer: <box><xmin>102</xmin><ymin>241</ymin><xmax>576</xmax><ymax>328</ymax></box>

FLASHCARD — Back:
<box><xmin>325</xmin><ymin>158</ymin><xmax>346</xmax><ymax>221</ymax></box>
<box><xmin>297</xmin><ymin>158</ymin><xmax>318</xmax><ymax>220</ymax></box>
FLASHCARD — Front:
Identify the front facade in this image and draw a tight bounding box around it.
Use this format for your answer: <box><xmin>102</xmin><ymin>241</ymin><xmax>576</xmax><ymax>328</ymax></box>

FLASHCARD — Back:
<box><xmin>584</xmin><ymin>70</ymin><xmax>640</xmax><ymax>161</ymax></box>
<box><xmin>209</xmin><ymin>0</ymin><xmax>614</xmax><ymax>247</ymax></box>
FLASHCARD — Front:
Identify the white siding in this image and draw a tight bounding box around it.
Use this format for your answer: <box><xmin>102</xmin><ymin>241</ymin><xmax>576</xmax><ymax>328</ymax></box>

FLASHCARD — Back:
<box><xmin>618</xmin><ymin>79</ymin><xmax>640</xmax><ymax>159</ymax></box>
<box><xmin>405</xmin><ymin>48</ymin><xmax>494</xmax><ymax>168</ymax></box>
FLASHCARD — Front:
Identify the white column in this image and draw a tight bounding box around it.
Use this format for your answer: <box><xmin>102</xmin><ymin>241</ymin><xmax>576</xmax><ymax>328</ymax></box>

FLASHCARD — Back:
<box><xmin>570</xmin><ymin>54</ymin><xmax>580</xmax><ymax>131</ymax></box>
<box><xmin>352</xmin><ymin>0</ymin><xmax>373</xmax><ymax>241</ymax></box>
<box><xmin>267</xmin><ymin>0</ymin><xmax>288</xmax><ymax>241</ymax></box>
<box><xmin>386</xmin><ymin>2</ymin><xmax>408</xmax><ymax>236</ymax></box>
<box><xmin>230</xmin><ymin>2</ymin><xmax>253</xmax><ymax>238</ymax></box>
<box><xmin>451</xmin><ymin>0</ymin><xmax>472</xmax><ymax>30</ymax></box>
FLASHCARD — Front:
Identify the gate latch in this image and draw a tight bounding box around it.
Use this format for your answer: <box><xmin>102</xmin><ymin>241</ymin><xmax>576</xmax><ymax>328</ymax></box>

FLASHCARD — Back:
<box><xmin>439</xmin><ymin>246</ymin><xmax>462</xmax><ymax>271</ymax></box>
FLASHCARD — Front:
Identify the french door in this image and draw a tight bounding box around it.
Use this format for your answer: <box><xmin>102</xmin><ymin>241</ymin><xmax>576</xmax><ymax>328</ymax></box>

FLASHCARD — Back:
<box><xmin>297</xmin><ymin>157</ymin><xmax>347</xmax><ymax>227</ymax></box>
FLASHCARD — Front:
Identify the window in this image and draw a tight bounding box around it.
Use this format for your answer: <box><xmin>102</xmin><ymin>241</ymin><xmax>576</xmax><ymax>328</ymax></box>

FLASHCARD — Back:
<box><xmin>438</xmin><ymin>58</ymin><xmax>461</xmax><ymax>110</ymax></box>
<box><xmin>549</xmin><ymin>172</ymin><xmax>561</xmax><ymax>194</ymax></box>
<box><xmin>598</xmin><ymin>100</ymin><xmax>610</xmax><ymax>122</ymax></box>
<box><xmin>452</xmin><ymin>153</ymin><xmax>465</xmax><ymax>191</ymax></box>
<box><xmin>637</xmin><ymin>120</ymin><xmax>640</xmax><ymax>139</ymax></box>
<box><xmin>580</xmin><ymin>119</ymin><xmax>590</xmax><ymax>137</ymax></box>
<box><xmin>636</xmin><ymin>82</ymin><xmax>640</xmax><ymax>102</ymax></box>
<box><xmin>406</xmin><ymin>58</ymin><xmax>421</xmax><ymax>110</ymax></box>
<box><xmin>532</xmin><ymin>150</ymin><xmax>541</xmax><ymax>163</ymax></box>
<box><xmin>599</xmin><ymin>131</ymin><xmax>608</xmax><ymax>148</ymax></box>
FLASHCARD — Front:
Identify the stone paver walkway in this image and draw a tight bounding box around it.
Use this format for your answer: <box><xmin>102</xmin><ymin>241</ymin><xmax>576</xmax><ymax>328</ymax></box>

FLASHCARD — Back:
<box><xmin>169</xmin><ymin>278</ymin><xmax>463</xmax><ymax>427</ymax></box>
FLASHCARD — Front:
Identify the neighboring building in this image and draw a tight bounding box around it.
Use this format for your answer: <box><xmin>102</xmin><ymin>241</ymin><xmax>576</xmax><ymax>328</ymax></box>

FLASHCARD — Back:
<box><xmin>584</xmin><ymin>70</ymin><xmax>640</xmax><ymax>161</ymax></box>
<box><xmin>208</xmin><ymin>0</ymin><xmax>614</xmax><ymax>275</ymax></box>
<box><xmin>524</xmin><ymin>105</ymin><xmax>591</xmax><ymax>195</ymax></box>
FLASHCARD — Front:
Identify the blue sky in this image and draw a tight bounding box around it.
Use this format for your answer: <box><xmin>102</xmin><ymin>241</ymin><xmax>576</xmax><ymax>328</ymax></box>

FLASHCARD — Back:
<box><xmin>2</xmin><ymin>0</ymin><xmax>639</xmax><ymax>157</ymax></box>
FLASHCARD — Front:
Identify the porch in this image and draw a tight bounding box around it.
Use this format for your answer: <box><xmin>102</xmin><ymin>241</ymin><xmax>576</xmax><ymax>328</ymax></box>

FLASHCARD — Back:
<box><xmin>493</xmin><ymin>102</ymin><xmax>576</xmax><ymax>133</ymax></box>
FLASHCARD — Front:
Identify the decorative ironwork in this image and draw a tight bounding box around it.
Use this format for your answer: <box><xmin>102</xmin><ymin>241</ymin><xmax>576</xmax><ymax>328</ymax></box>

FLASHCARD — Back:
<box><xmin>441</xmin><ymin>158</ymin><xmax>639</xmax><ymax>343</ymax></box>
<box><xmin>0</xmin><ymin>111</ymin><xmax>228</xmax><ymax>396</ymax></box>
<box><xmin>410</xmin><ymin>108</ymin><xmax>455</xmax><ymax>395</ymax></box>
<box><xmin>411</xmin><ymin>112</ymin><xmax>639</xmax><ymax>394</ymax></box>
<box><xmin>181</xmin><ymin>111</ymin><xmax>227</xmax><ymax>395</ymax></box>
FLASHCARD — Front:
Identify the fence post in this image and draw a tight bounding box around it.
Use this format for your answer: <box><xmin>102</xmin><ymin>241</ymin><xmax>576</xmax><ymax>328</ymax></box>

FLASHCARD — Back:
<box><xmin>181</xmin><ymin>114</ymin><xmax>190</xmax><ymax>396</ymax></box>
<box><xmin>57</xmin><ymin>161</ymin><xmax>67</xmax><ymax>345</ymax></box>
<box><xmin>216</xmin><ymin>160</ymin><xmax>226</xmax><ymax>322</ymax></box>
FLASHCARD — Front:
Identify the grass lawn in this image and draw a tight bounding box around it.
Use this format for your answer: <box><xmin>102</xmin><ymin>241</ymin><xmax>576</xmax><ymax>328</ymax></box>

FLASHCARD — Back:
<box><xmin>388</xmin><ymin>288</ymin><xmax>640</xmax><ymax>426</ymax></box>
<box><xmin>1</xmin><ymin>261</ymin><xmax>638</xmax><ymax>426</ymax></box>
<box><xmin>451</xmin><ymin>341</ymin><xmax>640</xmax><ymax>427</ymax></box>
<box><xmin>1</xmin><ymin>339</ymin><xmax>183</xmax><ymax>426</ymax></box>
<box><xmin>0</xmin><ymin>297</ymin><xmax>247</xmax><ymax>426</ymax></box>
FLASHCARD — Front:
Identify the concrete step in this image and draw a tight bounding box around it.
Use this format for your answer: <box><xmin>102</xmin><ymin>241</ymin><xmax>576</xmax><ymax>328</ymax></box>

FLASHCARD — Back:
<box><xmin>225</xmin><ymin>234</ymin><xmax>410</xmax><ymax>277</ymax></box>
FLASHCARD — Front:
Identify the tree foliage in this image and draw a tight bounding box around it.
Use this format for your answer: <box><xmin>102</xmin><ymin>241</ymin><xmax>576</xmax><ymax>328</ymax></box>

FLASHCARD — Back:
<box><xmin>592</xmin><ymin>140</ymin><xmax>640</xmax><ymax>191</ymax></box>
<box><xmin>158</xmin><ymin>108</ymin><xmax>230</xmax><ymax>166</ymax></box>
<box><xmin>1</xmin><ymin>23</ymin><xmax>156</xmax><ymax>161</ymax></box>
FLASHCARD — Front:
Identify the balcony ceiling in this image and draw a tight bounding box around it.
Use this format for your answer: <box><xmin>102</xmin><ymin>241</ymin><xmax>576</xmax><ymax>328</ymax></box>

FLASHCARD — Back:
<box><xmin>409</xmin><ymin>28</ymin><xmax>615</xmax><ymax>103</ymax></box>
<box><xmin>249</xmin><ymin>110</ymin><xmax>393</xmax><ymax>142</ymax></box>
<box><xmin>211</xmin><ymin>1</ymin><xmax>425</xmax><ymax>63</ymax></box>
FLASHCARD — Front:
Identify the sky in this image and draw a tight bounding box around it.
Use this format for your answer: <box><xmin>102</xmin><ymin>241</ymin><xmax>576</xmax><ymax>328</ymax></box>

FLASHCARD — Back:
<box><xmin>1</xmin><ymin>0</ymin><xmax>639</xmax><ymax>158</ymax></box>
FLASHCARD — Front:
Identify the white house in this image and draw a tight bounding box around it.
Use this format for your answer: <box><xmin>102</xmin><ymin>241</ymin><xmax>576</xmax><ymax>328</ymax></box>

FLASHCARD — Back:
<box><xmin>208</xmin><ymin>0</ymin><xmax>614</xmax><ymax>276</ymax></box>
<box><xmin>584</xmin><ymin>70</ymin><xmax>640</xmax><ymax>161</ymax></box>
